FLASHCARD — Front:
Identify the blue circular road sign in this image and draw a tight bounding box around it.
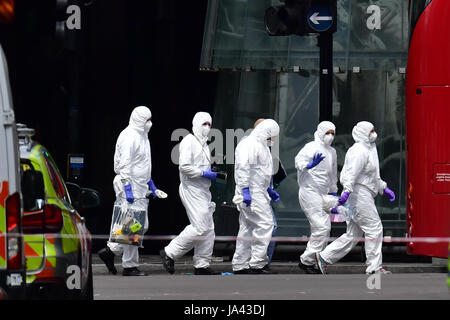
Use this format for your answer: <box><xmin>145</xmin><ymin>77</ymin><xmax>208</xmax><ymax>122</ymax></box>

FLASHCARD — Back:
<box><xmin>307</xmin><ymin>5</ymin><xmax>333</xmax><ymax>32</ymax></box>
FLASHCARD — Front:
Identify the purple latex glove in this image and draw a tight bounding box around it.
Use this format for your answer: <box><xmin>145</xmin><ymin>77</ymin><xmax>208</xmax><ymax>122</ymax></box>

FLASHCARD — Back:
<box><xmin>243</xmin><ymin>187</ymin><xmax>251</xmax><ymax>207</ymax></box>
<box><xmin>124</xmin><ymin>184</ymin><xmax>134</xmax><ymax>204</ymax></box>
<box><xmin>331</xmin><ymin>207</ymin><xmax>338</xmax><ymax>214</ymax></box>
<box><xmin>147</xmin><ymin>179</ymin><xmax>158</xmax><ymax>199</ymax></box>
<box><xmin>338</xmin><ymin>191</ymin><xmax>350</xmax><ymax>205</ymax></box>
<box><xmin>306</xmin><ymin>153</ymin><xmax>325</xmax><ymax>169</ymax></box>
<box><xmin>267</xmin><ymin>187</ymin><xmax>280</xmax><ymax>202</ymax></box>
<box><xmin>202</xmin><ymin>169</ymin><xmax>218</xmax><ymax>181</ymax></box>
<box><xmin>384</xmin><ymin>187</ymin><xmax>396</xmax><ymax>202</ymax></box>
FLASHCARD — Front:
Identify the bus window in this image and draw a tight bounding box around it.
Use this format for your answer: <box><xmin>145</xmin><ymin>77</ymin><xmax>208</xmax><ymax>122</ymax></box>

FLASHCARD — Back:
<box><xmin>409</xmin><ymin>0</ymin><xmax>433</xmax><ymax>36</ymax></box>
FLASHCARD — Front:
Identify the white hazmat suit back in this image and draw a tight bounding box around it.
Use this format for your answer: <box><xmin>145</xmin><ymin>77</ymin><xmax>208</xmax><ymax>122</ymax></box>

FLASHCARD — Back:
<box><xmin>232</xmin><ymin>119</ymin><xmax>280</xmax><ymax>271</ymax></box>
<box><xmin>340</xmin><ymin>121</ymin><xmax>387</xmax><ymax>196</ymax></box>
<box><xmin>295</xmin><ymin>121</ymin><xmax>337</xmax><ymax>266</ymax></box>
<box><xmin>108</xmin><ymin>106</ymin><xmax>152</xmax><ymax>268</ymax></box>
<box><xmin>113</xmin><ymin>106</ymin><xmax>153</xmax><ymax>204</ymax></box>
<box><xmin>164</xmin><ymin>112</ymin><xmax>217</xmax><ymax>269</ymax></box>
<box><xmin>320</xmin><ymin>121</ymin><xmax>388</xmax><ymax>274</ymax></box>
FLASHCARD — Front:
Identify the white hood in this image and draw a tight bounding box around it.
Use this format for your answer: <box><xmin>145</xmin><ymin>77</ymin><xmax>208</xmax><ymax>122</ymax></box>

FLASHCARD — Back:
<box><xmin>314</xmin><ymin>121</ymin><xmax>336</xmax><ymax>145</ymax></box>
<box><xmin>250</xmin><ymin>119</ymin><xmax>280</xmax><ymax>144</ymax></box>
<box><xmin>128</xmin><ymin>106</ymin><xmax>152</xmax><ymax>134</ymax></box>
<box><xmin>192</xmin><ymin>111</ymin><xmax>212</xmax><ymax>145</ymax></box>
<box><xmin>352</xmin><ymin>121</ymin><xmax>374</xmax><ymax>148</ymax></box>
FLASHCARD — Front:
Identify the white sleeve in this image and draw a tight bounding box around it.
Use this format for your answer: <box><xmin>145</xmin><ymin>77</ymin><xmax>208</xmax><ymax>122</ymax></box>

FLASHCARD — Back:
<box><xmin>117</xmin><ymin>137</ymin><xmax>135</xmax><ymax>186</ymax></box>
<box><xmin>234</xmin><ymin>141</ymin><xmax>253</xmax><ymax>189</ymax></box>
<box><xmin>179</xmin><ymin>136</ymin><xmax>203</xmax><ymax>178</ymax></box>
<box><xmin>329</xmin><ymin>148</ymin><xmax>338</xmax><ymax>194</ymax></box>
<box><xmin>295</xmin><ymin>144</ymin><xmax>313</xmax><ymax>172</ymax></box>
<box><xmin>340</xmin><ymin>147</ymin><xmax>366</xmax><ymax>193</ymax></box>
<box><xmin>378</xmin><ymin>179</ymin><xmax>387</xmax><ymax>195</ymax></box>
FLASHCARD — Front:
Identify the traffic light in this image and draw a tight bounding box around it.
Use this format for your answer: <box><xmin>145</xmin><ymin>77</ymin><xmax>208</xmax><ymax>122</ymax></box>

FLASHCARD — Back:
<box><xmin>265</xmin><ymin>0</ymin><xmax>337</xmax><ymax>36</ymax></box>
<box><xmin>0</xmin><ymin>0</ymin><xmax>14</xmax><ymax>24</ymax></box>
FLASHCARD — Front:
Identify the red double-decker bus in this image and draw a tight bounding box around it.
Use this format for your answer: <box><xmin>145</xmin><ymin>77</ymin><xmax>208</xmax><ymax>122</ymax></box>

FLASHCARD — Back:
<box><xmin>406</xmin><ymin>0</ymin><xmax>450</xmax><ymax>258</ymax></box>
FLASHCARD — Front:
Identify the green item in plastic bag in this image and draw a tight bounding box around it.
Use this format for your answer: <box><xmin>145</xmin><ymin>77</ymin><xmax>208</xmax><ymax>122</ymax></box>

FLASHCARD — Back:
<box><xmin>130</xmin><ymin>222</ymin><xmax>142</xmax><ymax>233</ymax></box>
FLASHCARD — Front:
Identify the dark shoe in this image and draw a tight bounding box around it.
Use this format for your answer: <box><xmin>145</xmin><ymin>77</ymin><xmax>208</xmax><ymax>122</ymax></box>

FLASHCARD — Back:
<box><xmin>250</xmin><ymin>267</ymin><xmax>276</xmax><ymax>274</ymax></box>
<box><xmin>122</xmin><ymin>267</ymin><xmax>147</xmax><ymax>276</ymax></box>
<box><xmin>298</xmin><ymin>262</ymin><xmax>320</xmax><ymax>274</ymax></box>
<box><xmin>233</xmin><ymin>268</ymin><xmax>250</xmax><ymax>274</ymax></box>
<box><xmin>263</xmin><ymin>264</ymin><xmax>278</xmax><ymax>274</ymax></box>
<box><xmin>194</xmin><ymin>267</ymin><xmax>219</xmax><ymax>275</ymax></box>
<box><xmin>98</xmin><ymin>247</ymin><xmax>117</xmax><ymax>275</ymax></box>
<box><xmin>160</xmin><ymin>249</ymin><xmax>175</xmax><ymax>274</ymax></box>
<box><xmin>315</xmin><ymin>253</ymin><xmax>328</xmax><ymax>275</ymax></box>
<box><xmin>366</xmin><ymin>267</ymin><xmax>392</xmax><ymax>275</ymax></box>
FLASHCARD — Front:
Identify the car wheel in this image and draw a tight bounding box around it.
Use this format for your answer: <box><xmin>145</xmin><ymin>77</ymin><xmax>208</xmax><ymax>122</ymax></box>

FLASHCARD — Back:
<box><xmin>82</xmin><ymin>260</ymin><xmax>94</xmax><ymax>300</ymax></box>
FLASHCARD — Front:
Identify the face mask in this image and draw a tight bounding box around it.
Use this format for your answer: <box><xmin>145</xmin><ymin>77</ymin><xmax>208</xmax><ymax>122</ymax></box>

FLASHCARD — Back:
<box><xmin>201</xmin><ymin>125</ymin><xmax>211</xmax><ymax>137</ymax></box>
<box><xmin>145</xmin><ymin>121</ymin><xmax>152</xmax><ymax>133</ymax></box>
<box><xmin>324</xmin><ymin>134</ymin><xmax>334</xmax><ymax>146</ymax></box>
<box><xmin>369</xmin><ymin>132</ymin><xmax>377</xmax><ymax>143</ymax></box>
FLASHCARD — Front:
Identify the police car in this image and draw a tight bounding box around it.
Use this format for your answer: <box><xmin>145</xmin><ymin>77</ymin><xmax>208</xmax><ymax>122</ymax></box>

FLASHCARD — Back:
<box><xmin>18</xmin><ymin>124</ymin><xmax>100</xmax><ymax>299</ymax></box>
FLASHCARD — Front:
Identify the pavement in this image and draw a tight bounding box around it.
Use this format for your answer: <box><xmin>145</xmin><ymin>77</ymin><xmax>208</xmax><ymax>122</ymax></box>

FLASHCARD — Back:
<box><xmin>93</xmin><ymin>273</ymin><xmax>450</xmax><ymax>300</ymax></box>
<box><xmin>92</xmin><ymin>254</ymin><xmax>448</xmax><ymax>275</ymax></box>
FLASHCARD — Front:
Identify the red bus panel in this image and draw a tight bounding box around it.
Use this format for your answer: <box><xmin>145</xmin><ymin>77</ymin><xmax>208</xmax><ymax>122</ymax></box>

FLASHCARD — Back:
<box><xmin>406</xmin><ymin>0</ymin><xmax>450</xmax><ymax>258</ymax></box>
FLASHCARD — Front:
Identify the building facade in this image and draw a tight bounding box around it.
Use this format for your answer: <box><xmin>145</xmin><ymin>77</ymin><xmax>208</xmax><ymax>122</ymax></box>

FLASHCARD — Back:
<box><xmin>201</xmin><ymin>0</ymin><xmax>409</xmax><ymax>237</ymax></box>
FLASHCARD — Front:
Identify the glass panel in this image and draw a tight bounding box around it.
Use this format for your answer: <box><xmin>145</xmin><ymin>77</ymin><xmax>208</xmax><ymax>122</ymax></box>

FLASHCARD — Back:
<box><xmin>240</xmin><ymin>0</ymin><xmax>290</xmax><ymax>70</ymax></box>
<box><xmin>210</xmin><ymin>70</ymin><xmax>279</xmax><ymax>235</ymax></box>
<box><xmin>273</xmin><ymin>71</ymin><xmax>320</xmax><ymax>236</ymax></box>
<box><xmin>202</xmin><ymin>0</ymin><xmax>409</xmax><ymax>71</ymax></box>
<box><xmin>212</xmin><ymin>0</ymin><xmax>249</xmax><ymax>68</ymax></box>
<box><xmin>205</xmin><ymin>1</ymin><xmax>409</xmax><ymax>237</ymax></box>
<box><xmin>332</xmin><ymin>70</ymin><xmax>406</xmax><ymax>235</ymax></box>
<box><xmin>348</xmin><ymin>0</ymin><xmax>408</xmax><ymax>71</ymax></box>
<box><xmin>377</xmin><ymin>70</ymin><xmax>406</xmax><ymax>223</ymax></box>
<box><xmin>349</xmin><ymin>0</ymin><xmax>407</xmax><ymax>53</ymax></box>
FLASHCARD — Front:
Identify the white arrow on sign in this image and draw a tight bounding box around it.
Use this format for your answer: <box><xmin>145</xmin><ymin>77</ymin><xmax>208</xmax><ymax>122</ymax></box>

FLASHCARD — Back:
<box><xmin>309</xmin><ymin>12</ymin><xmax>333</xmax><ymax>25</ymax></box>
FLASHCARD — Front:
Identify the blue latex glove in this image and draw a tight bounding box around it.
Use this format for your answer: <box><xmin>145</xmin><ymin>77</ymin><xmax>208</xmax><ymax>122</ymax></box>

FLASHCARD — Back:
<box><xmin>124</xmin><ymin>184</ymin><xmax>134</xmax><ymax>204</ymax></box>
<box><xmin>202</xmin><ymin>169</ymin><xmax>218</xmax><ymax>181</ymax></box>
<box><xmin>267</xmin><ymin>187</ymin><xmax>280</xmax><ymax>202</ymax></box>
<box><xmin>331</xmin><ymin>207</ymin><xmax>338</xmax><ymax>214</ymax></box>
<box><xmin>338</xmin><ymin>191</ymin><xmax>350</xmax><ymax>205</ymax></box>
<box><xmin>329</xmin><ymin>192</ymin><xmax>338</xmax><ymax>197</ymax></box>
<box><xmin>384</xmin><ymin>188</ymin><xmax>396</xmax><ymax>202</ymax></box>
<box><xmin>306</xmin><ymin>153</ymin><xmax>325</xmax><ymax>169</ymax></box>
<box><xmin>147</xmin><ymin>179</ymin><xmax>158</xmax><ymax>199</ymax></box>
<box><xmin>242</xmin><ymin>187</ymin><xmax>252</xmax><ymax>207</ymax></box>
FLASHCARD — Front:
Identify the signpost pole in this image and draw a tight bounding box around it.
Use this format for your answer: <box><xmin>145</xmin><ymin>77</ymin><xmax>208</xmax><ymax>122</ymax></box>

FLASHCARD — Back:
<box><xmin>265</xmin><ymin>0</ymin><xmax>337</xmax><ymax>122</ymax></box>
<box><xmin>318</xmin><ymin>31</ymin><xmax>333</xmax><ymax>122</ymax></box>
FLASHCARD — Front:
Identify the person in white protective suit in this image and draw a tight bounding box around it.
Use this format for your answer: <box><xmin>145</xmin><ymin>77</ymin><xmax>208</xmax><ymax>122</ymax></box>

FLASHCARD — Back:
<box><xmin>295</xmin><ymin>121</ymin><xmax>338</xmax><ymax>274</ymax></box>
<box><xmin>315</xmin><ymin>121</ymin><xmax>396</xmax><ymax>275</ymax></box>
<box><xmin>160</xmin><ymin>111</ymin><xmax>219</xmax><ymax>275</ymax></box>
<box><xmin>231</xmin><ymin>119</ymin><xmax>280</xmax><ymax>274</ymax></box>
<box><xmin>98</xmin><ymin>106</ymin><xmax>168</xmax><ymax>276</ymax></box>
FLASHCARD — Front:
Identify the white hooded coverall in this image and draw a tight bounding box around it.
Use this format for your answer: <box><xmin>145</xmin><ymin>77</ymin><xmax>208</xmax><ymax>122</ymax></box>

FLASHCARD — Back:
<box><xmin>164</xmin><ymin>112</ymin><xmax>216</xmax><ymax>269</ymax></box>
<box><xmin>232</xmin><ymin>119</ymin><xmax>280</xmax><ymax>271</ymax></box>
<box><xmin>108</xmin><ymin>106</ymin><xmax>152</xmax><ymax>268</ymax></box>
<box><xmin>320</xmin><ymin>121</ymin><xmax>388</xmax><ymax>274</ymax></box>
<box><xmin>295</xmin><ymin>121</ymin><xmax>338</xmax><ymax>266</ymax></box>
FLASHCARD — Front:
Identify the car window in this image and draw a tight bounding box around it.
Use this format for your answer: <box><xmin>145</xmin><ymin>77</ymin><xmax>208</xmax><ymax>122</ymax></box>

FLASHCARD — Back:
<box><xmin>20</xmin><ymin>159</ymin><xmax>44</xmax><ymax>213</ymax></box>
<box><xmin>42</xmin><ymin>151</ymin><xmax>70</xmax><ymax>203</ymax></box>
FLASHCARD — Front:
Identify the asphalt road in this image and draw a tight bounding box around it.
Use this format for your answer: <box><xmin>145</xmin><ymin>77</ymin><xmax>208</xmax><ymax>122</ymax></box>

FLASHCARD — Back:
<box><xmin>93</xmin><ymin>273</ymin><xmax>449</xmax><ymax>300</ymax></box>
